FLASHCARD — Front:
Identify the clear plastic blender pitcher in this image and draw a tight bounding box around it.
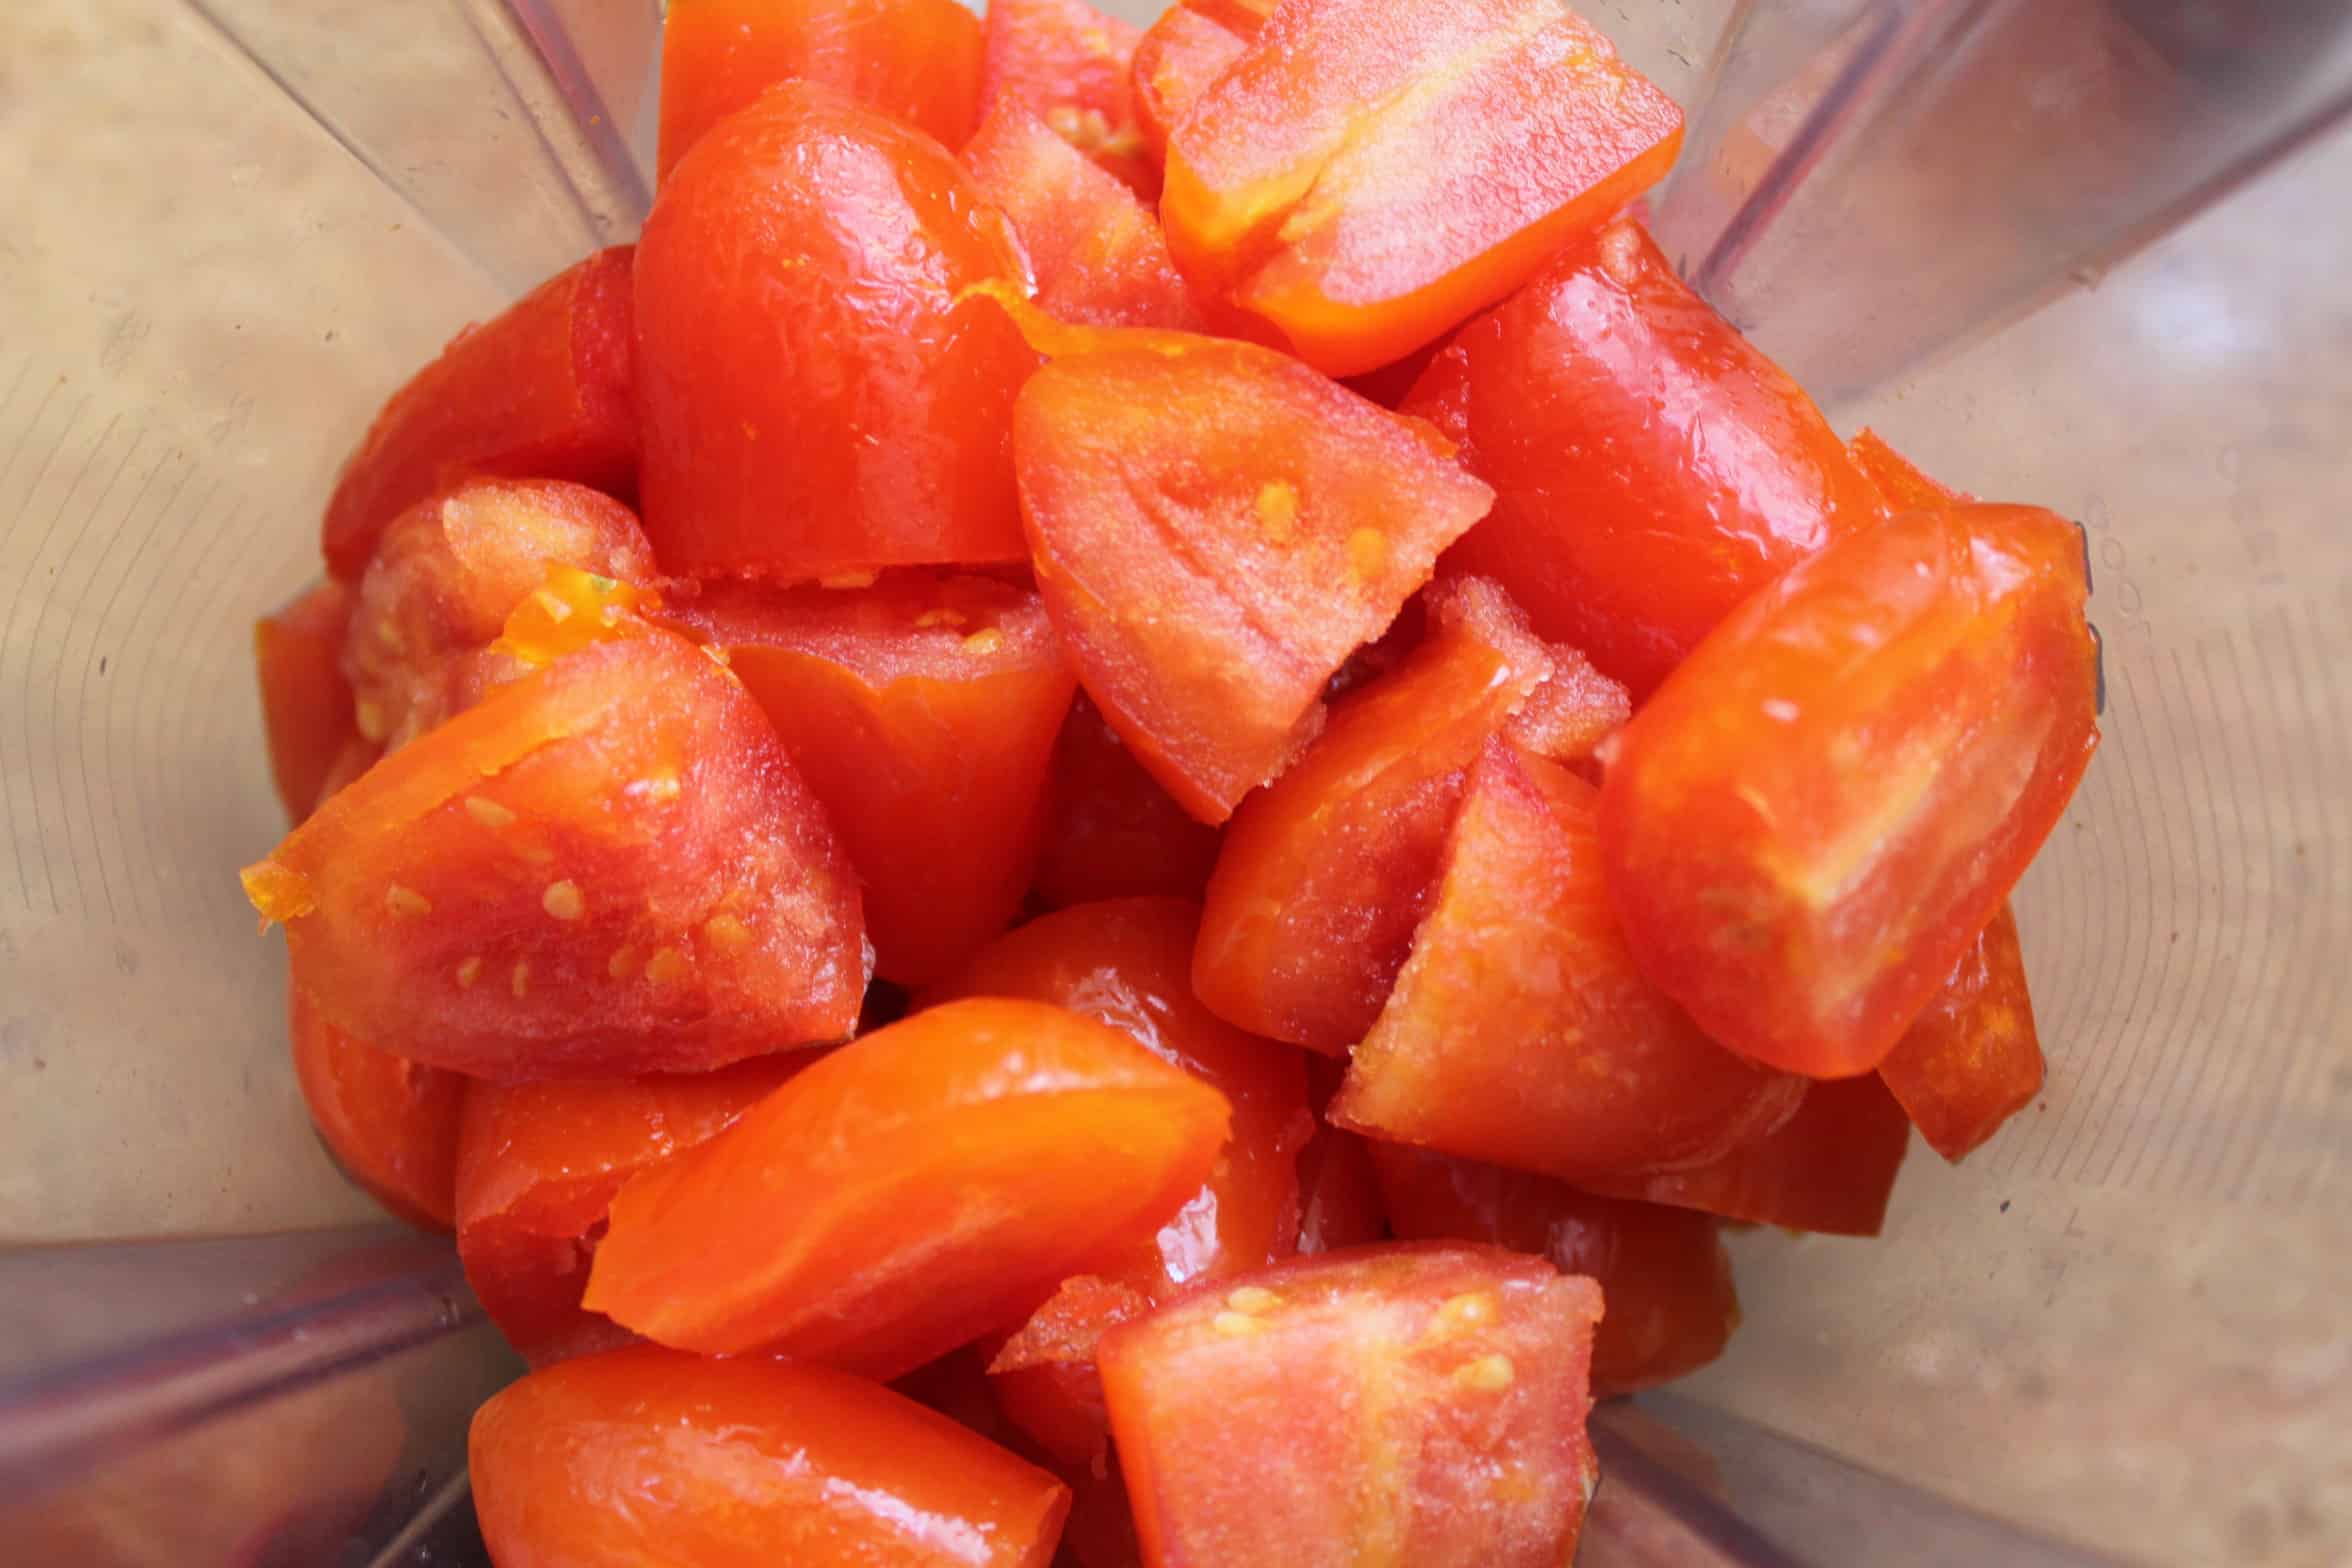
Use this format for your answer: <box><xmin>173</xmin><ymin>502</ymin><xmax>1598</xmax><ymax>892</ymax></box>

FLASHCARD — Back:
<box><xmin>2</xmin><ymin>2</ymin><xmax>2346</xmax><ymax>1563</ymax></box>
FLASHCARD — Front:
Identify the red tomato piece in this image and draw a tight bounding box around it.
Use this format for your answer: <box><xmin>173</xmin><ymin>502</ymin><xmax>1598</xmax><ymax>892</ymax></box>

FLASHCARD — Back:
<box><xmin>986</xmin><ymin>1275</ymin><xmax>1152</xmax><ymax>1468</ymax></box>
<box><xmin>1333</xmin><ymin>740</ymin><xmax>1802</xmax><ymax>1178</ymax></box>
<box><xmin>664</xmin><ymin>573</ymin><xmax>1076</xmax><ymax>985</ymax></box>
<box><xmin>1161</xmin><ymin>0</ymin><xmax>1683</xmax><ymax>376</ymax></box>
<box><xmin>1059</xmin><ymin>1464</ymin><xmax>1148</xmax><ymax>1568</ymax></box>
<box><xmin>1193</xmin><ymin>577</ymin><xmax>1553</xmax><ymax>1053</ymax></box>
<box><xmin>1411</xmin><ymin>217</ymin><xmax>1888</xmax><ymax>697</ymax></box>
<box><xmin>1501</xmin><ymin>638</ymin><xmax>1628</xmax><ymax>769</ymax></box>
<box><xmin>1100</xmin><ymin>1243</ymin><xmax>1602</xmax><ymax>1568</ymax></box>
<box><xmin>964</xmin><ymin>102</ymin><xmax>1202</xmax><ymax>330</ymax></box>
<box><xmin>1014</xmin><ymin>329</ymin><xmax>1494</xmax><ymax>822</ymax></box>
<box><xmin>636</xmin><ymin>83</ymin><xmax>1036</xmax><ymax>583</ymax></box>
<box><xmin>312</xmin><ymin>734</ymin><xmax>381</xmax><ymax>808</ymax></box>
<box><xmin>1129</xmin><ymin>4</ymin><xmax>1249</xmax><ymax>159</ymax></box>
<box><xmin>321</xmin><ymin>248</ymin><xmax>636</xmax><ymax>581</ymax></box>
<box><xmin>1032</xmin><ymin>694</ymin><xmax>1224</xmax><ymax>908</ymax></box>
<box><xmin>1877</xmin><ymin>902</ymin><xmax>2046</xmax><ymax>1162</ymax></box>
<box><xmin>1292</xmin><ymin>1122</ymin><xmax>1387</xmax><ymax>1254</ymax></box>
<box><xmin>471</xmin><ymin>1346</ymin><xmax>1071</xmax><ymax>1568</ymax></box>
<box><xmin>1370</xmin><ymin>1144</ymin><xmax>1738</xmax><ymax>1395</ymax></box>
<box><xmin>255</xmin><ymin>581</ymin><xmax>360</xmax><ymax>821</ymax></box>
<box><xmin>288</xmin><ymin>983</ymin><xmax>462</xmax><ymax>1232</ymax></box>
<box><xmin>657</xmin><ymin>0</ymin><xmax>984</xmax><ymax>182</ymax></box>
<box><xmin>1846</xmin><ymin>426</ymin><xmax>1970</xmax><ymax>511</ymax></box>
<box><xmin>978</xmin><ymin>0</ymin><xmax>1156</xmax><ymax>195</ymax></box>
<box><xmin>241</xmin><ymin>632</ymin><xmax>867</xmax><ymax>1079</ymax></box>
<box><xmin>453</xmin><ymin>1053</ymin><xmax>811</xmax><ymax>1365</ymax></box>
<box><xmin>582</xmin><ymin>998</ymin><xmax>1232</xmax><ymax>1376</ymax></box>
<box><xmin>1599</xmin><ymin>504</ymin><xmax>2100</xmax><ymax>1078</ymax></box>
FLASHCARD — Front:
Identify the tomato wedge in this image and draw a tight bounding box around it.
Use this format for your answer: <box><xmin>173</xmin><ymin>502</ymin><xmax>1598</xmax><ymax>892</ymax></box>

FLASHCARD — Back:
<box><xmin>242</xmin><ymin>632</ymin><xmax>867</xmax><ymax>1079</ymax></box>
<box><xmin>1032</xmin><ymin>694</ymin><xmax>1224</xmax><ymax>908</ymax></box>
<box><xmin>978</xmin><ymin>0</ymin><xmax>1155</xmax><ymax>195</ymax></box>
<box><xmin>288</xmin><ymin>984</ymin><xmax>461</xmax><ymax>1232</ymax></box>
<box><xmin>1599</xmin><ymin>504</ymin><xmax>2100</xmax><ymax>1078</ymax></box>
<box><xmin>255</xmin><ymin>581</ymin><xmax>360</xmax><ymax>822</ymax></box>
<box><xmin>1845</xmin><ymin>426</ymin><xmax>1969</xmax><ymax>511</ymax></box>
<box><xmin>1100</xmin><ymin>1243</ymin><xmax>1602</xmax><ymax>1568</ymax></box>
<box><xmin>582</xmin><ymin>998</ymin><xmax>1231</xmax><ymax>1376</ymax></box>
<box><xmin>1877</xmin><ymin>902</ymin><xmax>2045</xmax><ymax>1161</ymax></box>
<box><xmin>1129</xmin><ymin>3</ymin><xmax>1250</xmax><ymax>158</ymax></box>
<box><xmin>471</xmin><ymin>1346</ymin><xmax>1070</xmax><ymax>1568</ymax></box>
<box><xmin>1500</xmin><ymin>637</ymin><xmax>1628</xmax><ymax>769</ymax></box>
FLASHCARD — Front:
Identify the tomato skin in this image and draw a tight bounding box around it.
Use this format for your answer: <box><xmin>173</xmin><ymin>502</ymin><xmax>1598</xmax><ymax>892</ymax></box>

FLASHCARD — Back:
<box><xmin>470</xmin><ymin>1346</ymin><xmax>1071</xmax><ymax>1568</ymax></box>
<box><xmin>1033</xmin><ymin>695</ymin><xmax>1224</xmax><ymax>908</ymax></box>
<box><xmin>1100</xmin><ymin>1243</ymin><xmax>1601</xmax><ymax>1568</ymax></box>
<box><xmin>255</xmin><ymin>581</ymin><xmax>361</xmax><ymax>821</ymax></box>
<box><xmin>582</xmin><ymin>998</ymin><xmax>1232</xmax><ymax>1377</ymax></box>
<box><xmin>1599</xmin><ymin>503</ymin><xmax>2100</xmax><ymax>1078</ymax></box>
<box><xmin>1129</xmin><ymin>4</ymin><xmax>1249</xmax><ymax>159</ymax></box>
<box><xmin>322</xmin><ymin>247</ymin><xmax>636</xmax><ymax>581</ymax></box>
<box><xmin>1411</xmin><ymin>218</ymin><xmax>1886</xmax><ymax>697</ymax></box>
<box><xmin>1845</xmin><ymin>427</ymin><xmax>1969</xmax><ymax>510</ymax></box>
<box><xmin>288</xmin><ymin>984</ymin><xmax>462</xmax><ymax>1232</ymax></box>
<box><xmin>242</xmin><ymin>632</ymin><xmax>867</xmax><ymax>1079</ymax></box>
<box><xmin>1878</xmin><ymin>902</ymin><xmax>2045</xmax><ymax>1161</ymax></box>
<box><xmin>657</xmin><ymin>0</ymin><xmax>984</xmax><ymax>182</ymax></box>
<box><xmin>636</xmin><ymin>83</ymin><xmax>1036</xmax><ymax>583</ymax></box>
<box><xmin>978</xmin><ymin>0</ymin><xmax>1156</xmax><ymax>196</ymax></box>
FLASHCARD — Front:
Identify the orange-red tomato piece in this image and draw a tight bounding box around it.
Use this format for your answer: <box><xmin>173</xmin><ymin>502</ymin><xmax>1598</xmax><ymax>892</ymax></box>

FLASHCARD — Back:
<box><xmin>1599</xmin><ymin>503</ymin><xmax>2100</xmax><ymax>1078</ymax></box>
<box><xmin>1014</xmin><ymin>329</ymin><xmax>1494</xmax><ymax>822</ymax></box>
<box><xmin>985</xmin><ymin>1275</ymin><xmax>1152</xmax><ymax>1469</ymax></box>
<box><xmin>1032</xmin><ymin>694</ymin><xmax>1224</xmax><ymax>909</ymax></box>
<box><xmin>636</xmin><ymin>83</ymin><xmax>1035</xmax><ymax>583</ymax></box>
<box><xmin>255</xmin><ymin>581</ymin><xmax>361</xmax><ymax>822</ymax></box>
<box><xmin>657</xmin><ymin>0</ymin><xmax>984</xmax><ymax>182</ymax></box>
<box><xmin>1291</xmin><ymin>1122</ymin><xmax>1387</xmax><ymax>1255</ymax></box>
<box><xmin>1878</xmin><ymin>902</ymin><xmax>2046</xmax><ymax>1161</ymax></box>
<box><xmin>1129</xmin><ymin>3</ymin><xmax>1249</xmax><ymax>159</ymax></box>
<box><xmin>288</xmin><ymin>983</ymin><xmax>462</xmax><ymax>1232</ymax></box>
<box><xmin>582</xmin><ymin>998</ymin><xmax>1231</xmax><ymax>1376</ymax></box>
<box><xmin>1100</xmin><ymin>1243</ymin><xmax>1602</xmax><ymax>1568</ymax></box>
<box><xmin>241</xmin><ymin>632</ymin><xmax>867</xmax><ymax>1079</ymax></box>
<box><xmin>1333</xmin><ymin>740</ymin><xmax>1802</xmax><ymax>1178</ymax></box>
<box><xmin>663</xmin><ymin>573</ymin><xmax>1076</xmax><ymax>985</ymax></box>
<box><xmin>321</xmin><ymin>247</ymin><xmax>636</xmax><ymax>581</ymax></box>
<box><xmin>978</xmin><ymin>0</ymin><xmax>1156</xmax><ymax>195</ymax></box>
<box><xmin>470</xmin><ymin>1346</ymin><xmax>1071</xmax><ymax>1568</ymax></box>
<box><xmin>1501</xmin><ymin>637</ymin><xmax>1629</xmax><ymax>769</ymax></box>
<box><xmin>1846</xmin><ymin>426</ymin><xmax>1970</xmax><ymax>511</ymax></box>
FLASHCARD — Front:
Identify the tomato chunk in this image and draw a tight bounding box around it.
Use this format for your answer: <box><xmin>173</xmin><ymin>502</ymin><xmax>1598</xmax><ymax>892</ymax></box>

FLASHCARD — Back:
<box><xmin>1599</xmin><ymin>503</ymin><xmax>2100</xmax><ymax>1077</ymax></box>
<box><xmin>242</xmin><ymin>632</ymin><xmax>867</xmax><ymax>1079</ymax></box>
<box><xmin>255</xmin><ymin>581</ymin><xmax>360</xmax><ymax>821</ymax></box>
<box><xmin>1014</xmin><ymin>329</ymin><xmax>1494</xmax><ymax>821</ymax></box>
<box><xmin>454</xmin><ymin>1053</ymin><xmax>811</xmax><ymax>1365</ymax></box>
<box><xmin>657</xmin><ymin>0</ymin><xmax>984</xmax><ymax>182</ymax></box>
<box><xmin>1194</xmin><ymin>577</ymin><xmax>1554</xmax><ymax>1053</ymax></box>
<box><xmin>1500</xmin><ymin>637</ymin><xmax>1628</xmax><ymax>769</ymax></box>
<box><xmin>665</xmin><ymin>574</ymin><xmax>1075</xmax><ymax>985</ymax></box>
<box><xmin>1877</xmin><ymin>902</ymin><xmax>2045</xmax><ymax>1161</ymax></box>
<box><xmin>471</xmin><ymin>1346</ymin><xmax>1070</xmax><ymax>1568</ymax></box>
<box><xmin>637</xmin><ymin>83</ymin><xmax>1035</xmax><ymax>583</ymax></box>
<box><xmin>978</xmin><ymin>0</ymin><xmax>1155</xmax><ymax>195</ymax></box>
<box><xmin>1845</xmin><ymin>426</ymin><xmax>1969</xmax><ymax>511</ymax></box>
<box><xmin>984</xmin><ymin>1274</ymin><xmax>1151</xmax><ymax>1468</ymax></box>
<box><xmin>1333</xmin><ymin>740</ymin><xmax>1802</xmax><ymax>1177</ymax></box>
<box><xmin>288</xmin><ymin>983</ymin><xmax>461</xmax><ymax>1232</ymax></box>
<box><xmin>1371</xmin><ymin>1144</ymin><xmax>1737</xmax><ymax>1395</ymax></box>
<box><xmin>1292</xmin><ymin>1122</ymin><xmax>1387</xmax><ymax>1254</ymax></box>
<box><xmin>1033</xmin><ymin>694</ymin><xmax>1224</xmax><ymax>908</ymax></box>
<box><xmin>1161</xmin><ymin>0</ymin><xmax>1682</xmax><ymax>376</ymax></box>
<box><xmin>321</xmin><ymin>247</ymin><xmax>636</xmax><ymax>581</ymax></box>
<box><xmin>1100</xmin><ymin>1243</ymin><xmax>1601</xmax><ymax>1568</ymax></box>
<box><xmin>1129</xmin><ymin>4</ymin><xmax>1249</xmax><ymax>158</ymax></box>
<box><xmin>582</xmin><ymin>998</ymin><xmax>1231</xmax><ymax>1376</ymax></box>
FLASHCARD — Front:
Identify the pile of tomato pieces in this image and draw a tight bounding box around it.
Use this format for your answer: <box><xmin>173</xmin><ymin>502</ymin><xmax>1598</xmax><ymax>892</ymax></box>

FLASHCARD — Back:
<box><xmin>245</xmin><ymin>0</ymin><xmax>2101</xmax><ymax>1563</ymax></box>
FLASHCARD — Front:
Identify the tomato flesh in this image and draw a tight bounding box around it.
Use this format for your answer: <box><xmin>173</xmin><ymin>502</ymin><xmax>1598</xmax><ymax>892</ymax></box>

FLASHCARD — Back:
<box><xmin>1032</xmin><ymin>694</ymin><xmax>1224</xmax><ymax>908</ymax></box>
<box><xmin>979</xmin><ymin>0</ymin><xmax>1156</xmax><ymax>195</ymax></box>
<box><xmin>288</xmin><ymin>983</ymin><xmax>462</xmax><ymax>1232</ymax></box>
<box><xmin>1130</xmin><ymin>4</ymin><xmax>1250</xmax><ymax>159</ymax></box>
<box><xmin>1878</xmin><ymin>901</ymin><xmax>2045</xmax><ymax>1162</ymax></box>
<box><xmin>1845</xmin><ymin>426</ymin><xmax>1970</xmax><ymax>511</ymax></box>
<box><xmin>255</xmin><ymin>581</ymin><xmax>361</xmax><ymax>822</ymax></box>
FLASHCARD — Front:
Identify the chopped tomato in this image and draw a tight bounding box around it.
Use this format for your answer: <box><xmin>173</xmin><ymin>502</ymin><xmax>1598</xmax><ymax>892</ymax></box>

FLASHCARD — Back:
<box><xmin>1014</xmin><ymin>327</ymin><xmax>1494</xmax><ymax>821</ymax></box>
<box><xmin>663</xmin><ymin>573</ymin><xmax>1076</xmax><ymax>985</ymax></box>
<box><xmin>1370</xmin><ymin>1144</ymin><xmax>1738</xmax><ymax>1395</ymax></box>
<box><xmin>582</xmin><ymin>998</ymin><xmax>1232</xmax><ymax>1376</ymax></box>
<box><xmin>1193</xmin><ymin>577</ymin><xmax>1552</xmax><ymax>1053</ymax></box>
<box><xmin>985</xmin><ymin>1275</ymin><xmax>1151</xmax><ymax>1468</ymax></box>
<box><xmin>1501</xmin><ymin>638</ymin><xmax>1628</xmax><ymax>769</ymax></box>
<box><xmin>1100</xmin><ymin>1243</ymin><xmax>1601</xmax><ymax>1568</ymax></box>
<box><xmin>636</xmin><ymin>83</ymin><xmax>1035</xmax><ymax>583</ymax></box>
<box><xmin>321</xmin><ymin>248</ymin><xmax>636</xmax><ymax>581</ymax></box>
<box><xmin>242</xmin><ymin>632</ymin><xmax>867</xmax><ymax>1079</ymax></box>
<box><xmin>1129</xmin><ymin>3</ymin><xmax>1249</xmax><ymax>158</ymax></box>
<box><xmin>288</xmin><ymin>983</ymin><xmax>462</xmax><ymax>1232</ymax></box>
<box><xmin>1412</xmin><ymin>216</ymin><xmax>1887</xmax><ymax>697</ymax></box>
<box><xmin>978</xmin><ymin>0</ymin><xmax>1156</xmax><ymax>195</ymax></box>
<box><xmin>454</xmin><ymin>1053</ymin><xmax>812</xmax><ymax>1365</ymax></box>
<box><xmin>1292</xmin><ymin>1123</ymin><xmax>1387</xmax><ymax>1254</ymax></box>
<box><xmin>1032</xmin><ymin>694</ymin><xmax>1224</xmax><ymax>908</ymax></box>
<box><xmin>1333</xmin><ymin>740</ymin><xmax>1803</xmax><ymax>1177</ymax></box>
<box><xmin>1161</xmin><ymin>0</ymin><xmax>1683</xmax><ymax>375</ymax></box>
<box><xmin>312</xmin><ymin>734</ymin><xmax>381</xmax><ymax>807</ymax></box>
<box><xmin>255</xmin><ymin>581</ymin><xmax>360</xmax><ymax>821</ymax></box>
<box><xmin>1878</xmin><ymin>902</ymin><xmax>2045</xmax><ymax>1162</ymax></box>
<box><xmin>963</xmin><ymin>102</ymin><xmax>1202</xmax><ymax>329</ymax></box>
<box><xmin>1846</xmin><ymin>427</ymin><xmax>1969</xmax><ymax>511</ymax></box>
<box><xmin>1060</xmin><ymin>1464</ymin><xmax>1148</xmax><ymax>1568</ymax></box>
<box><xmin>657</xmin><ymin>0</ymin><xmax>984</xmax><ymax>182</ymax></box>
<box><xmin>471</xmin><ymin>1346</ymin><xmax>1071</xmax><ymax>1568</ymax></box>
<box><xmin>1598</xmin><ymin>504</ymin><xmax>2100</xmax><ymax>1078</ymax></box>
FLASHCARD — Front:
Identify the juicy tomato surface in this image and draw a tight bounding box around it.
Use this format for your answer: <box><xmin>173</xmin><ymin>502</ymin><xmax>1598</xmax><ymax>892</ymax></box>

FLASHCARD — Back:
<box><xmin>1599</xmin><ymin>503</ymin><xmax>2100</xmax><ymax>1078</ymax></box>
<box><xmin>1014</xmin><ymin>327</ymin><xmax>1494</xmax><ymax>822</ymax></box>
<box><xmin>1333</xmin><ymin>740</ymin><xmax>1802</xmax><ymax>1178</ymax></box>
<box><xmin>1500</xmin><ymin>637</ymin><xmax>1629</xmax><ymax>769</ymax></box>
<box><xmin>657</xmin><ymin>0</ymin><xmax>984</xmax><ymax>182</ymax></box>
<box><xmin>636</xmin><ymin>83</ymin><xmax>1035</xmax><ymax>583</ymax></box>
<box><xmin>664</xmin><ymin>573</ymin><xmax>1076</xmax><ymax>985</ymax></box>
<box><xmin>1877</xmin><ymin>901</ymin><xmax>2045</xmax><ymax>1162</ymax></box>
<box><xmin>979</xmin><ymin>0</ymin><xmax>1156</xmax><ymax>195</ymax></box>
<box><xmin>243</xmin><ymin>632</ymin><xmax>867</xmax><ymax>1079</ymax></box>
<box><xmin>1845</xmin><ymin>426</ymin><xmax>1969</xmax><ymax>511</ymax></box>
<box><xmin>1100</xmin><ymin>1243</ymin><xmax>1601</xmax><ymax>1568</ymax></box>
<box><xmin>1291</xmin><ymin>1122</ymin><xmax>1388</xmax><ymax>1255</ymax></box>
<box><xmin>322</xmin><ymin>247</ymin><xmax>637</xmax><ymax>581</ymax></box>
<box><xmin>582</xmin><ymin>998</ymin><xmax>1231</xmax><ymax>1376</ymax></box>
<box><xmin>256</xmin><ymin>580</ymin><xmax>361</xmax><ymax>822</ymax></box>
<box><xmin>288</xmin><ymin>983</ymin><xmax>462</xmax><ymax>1232</ymax></box>
<box><xmin>1413</xmin><ymin>216</ymin><xmax>1886</xmax><ymax>698</ymax></box>
<box><xmin>1161</xmin><ymin>0</ymin><xmax>1683</xmax><ymax>376</ymax></box>
<box><xmin>1129</xmin><ymin>3</ymin><xmax>1250</xmax><ymax>158</ymax></box>
<box><xmin>1370</xmin><ymin>1144</ymin><xmax>1738</xmax><ymax>1395</ymax></box>
<box><xmin>985</xmin><ymin>1274</ymin><xmax>1152</xmax><ymax>1468</ymax></box>
<box><xmin>471</xmin><ymin>1345</ymin><xmax>1071</xmax><ymax>1568</ymax></box>
<box><xmin>1032</xmin><ymin>693</ymin><xmax>1224</xmax><ymax>908</ymax></box>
